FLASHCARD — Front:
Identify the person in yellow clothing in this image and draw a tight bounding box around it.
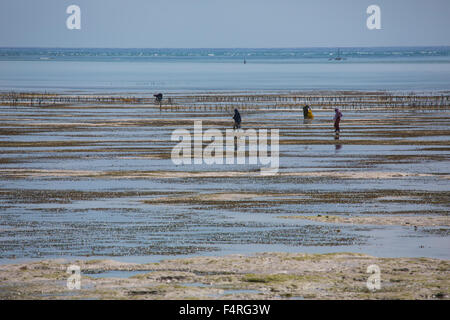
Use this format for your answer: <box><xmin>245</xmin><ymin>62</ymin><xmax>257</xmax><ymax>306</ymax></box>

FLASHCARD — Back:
<box><xmin>303</xmin><ymin>105</ymin><xmax>314</xmax><ymax>119</ymax></box>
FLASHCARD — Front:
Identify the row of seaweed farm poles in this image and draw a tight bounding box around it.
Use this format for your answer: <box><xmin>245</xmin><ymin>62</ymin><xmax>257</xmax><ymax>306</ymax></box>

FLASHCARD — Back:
<box><xmin>168</xmin><ymin>95</ymin><xmax>450</xmax><ymax>111</ymax></box>
<box><xmin>0</xmin><ymin>92</ymin><xmax>449</xmax><ymax>109</ymax></box>
<box><xmin>172</xmin><ymin>93</ymin><xmax>450</xmax><ymax>106</ymax></box>
<box><xmin>0</xmin><ymin>92</ymin><xmax>145</xmax><ymax>106</ymax></box>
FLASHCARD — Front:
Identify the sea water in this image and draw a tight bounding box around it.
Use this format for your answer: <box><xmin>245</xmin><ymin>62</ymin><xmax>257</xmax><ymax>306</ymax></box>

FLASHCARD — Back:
<box><xmin>0</xmin><ymin>47</ymin><xmax>449</xmax><ymax>92</ymax></box>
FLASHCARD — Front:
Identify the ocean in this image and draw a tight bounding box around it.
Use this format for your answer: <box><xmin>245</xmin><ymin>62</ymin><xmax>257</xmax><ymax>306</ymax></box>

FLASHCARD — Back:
<box><xmin>0</xmin><ymin>46</ymin><xmax>449</xmax><ymax>92</ymax></box>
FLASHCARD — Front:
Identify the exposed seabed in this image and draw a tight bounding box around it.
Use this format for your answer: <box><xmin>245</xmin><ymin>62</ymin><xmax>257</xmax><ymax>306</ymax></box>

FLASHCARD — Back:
<box><xmin>0</xmin><ymin>90</ymin><xmax>448</xmax><ymax>299</ymax></box>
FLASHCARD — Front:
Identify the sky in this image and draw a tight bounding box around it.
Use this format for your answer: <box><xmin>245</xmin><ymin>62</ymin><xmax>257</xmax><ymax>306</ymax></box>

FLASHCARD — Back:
<box><xmin>0</xmin><ymin>0</ymin><xmax>449</xmax><ymax>48</ymax></box>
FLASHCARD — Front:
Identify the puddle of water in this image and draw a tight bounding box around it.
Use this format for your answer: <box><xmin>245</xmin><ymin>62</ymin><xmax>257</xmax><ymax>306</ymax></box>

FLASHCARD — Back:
<box><xmin>83</xmin><ymin>270</ymin><xmax>151</xmax><ymax>279</ymax></box>
<box><xmin>288</xmin><ymin>296</ymin><xmax>305</xmax><ymax>300</ymax></box>
<box><xmin>221</xmin><ymin>289</ymin><xmax>261</xmax><ymax>296</ymax></box>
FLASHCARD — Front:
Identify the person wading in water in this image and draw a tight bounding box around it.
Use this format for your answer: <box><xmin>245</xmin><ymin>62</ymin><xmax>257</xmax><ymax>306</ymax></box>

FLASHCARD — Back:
<box><xmin>334</xmin><ymin>108</ymin><xmax>343</xmax><ymax>138</ymax></box>
<box><xmin>303</xmin><ymin>105</ymin><xmax>313</xmax><ymax>119</ymax></box>
<box><xmin>233</xmin><ymin>108</ymin><xmax>242</xmax><ymax>130</ymax></box>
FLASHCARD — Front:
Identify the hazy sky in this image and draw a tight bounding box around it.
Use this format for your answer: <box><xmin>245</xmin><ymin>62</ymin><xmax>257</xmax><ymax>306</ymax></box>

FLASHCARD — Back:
<box><xmin>1</xmin><ymin>0</ymin><xmax>449</xmax><ymax>48</ymax></box>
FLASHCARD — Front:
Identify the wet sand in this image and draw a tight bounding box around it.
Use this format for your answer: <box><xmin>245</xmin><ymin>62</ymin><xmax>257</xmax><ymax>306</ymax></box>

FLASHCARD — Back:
<box><xmin>0</xmin><ymin>90</ymin><xmax>449</xmax><ymax>299</ymax></box>
<box><xmin>279</xmin><ymin>215</ymin><xmax>450</xmax><ymax>227</ymax></box>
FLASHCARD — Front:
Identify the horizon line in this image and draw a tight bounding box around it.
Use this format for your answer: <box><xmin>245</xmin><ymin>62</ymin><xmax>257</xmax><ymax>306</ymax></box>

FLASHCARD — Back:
<box><xmin>0</xmin><ymin>45</ymin><xmax>449</xmax><ymax>50</ymax></box>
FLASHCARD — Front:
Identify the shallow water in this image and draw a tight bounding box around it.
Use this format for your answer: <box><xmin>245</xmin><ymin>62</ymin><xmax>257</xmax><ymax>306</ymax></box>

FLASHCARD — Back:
<box><xmin>0</xmin><ymin>96</ymin><xmax>449</xmax><ymax>263</ymax></box>
<box><xmin>1</xmin><ymin>47</ymin><xmax>450</xmax><ymax>92</ymax></box>
<box><xmin>84</xmin><ymin>270</ymin><xmax>151</xmax><ymax>279</ymax></box>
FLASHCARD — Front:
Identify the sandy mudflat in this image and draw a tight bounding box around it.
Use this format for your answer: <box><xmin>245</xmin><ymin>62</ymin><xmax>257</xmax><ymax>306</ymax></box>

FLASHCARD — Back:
<box><xmin>0</xmin><ymin>252</ymin><xmax>448</xmax><ymax>300</ymax></box>
<box><xmin>0</xmin><ymin>169</ymin><xmax>446</xmax><ymax>179</ymax></box>
<box><xmin>279</xmin><ymin>215</ymin><xmax>450</xmax><ymax>227</ymax></box>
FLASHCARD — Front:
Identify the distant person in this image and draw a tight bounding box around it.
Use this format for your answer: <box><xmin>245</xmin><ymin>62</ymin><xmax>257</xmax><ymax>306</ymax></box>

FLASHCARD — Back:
<box><xmin>334</xmin><ymin>108</ymin><xmax>343</xmax><ymax>133</ymax></box>
<box><xmin>154</xmin><ymin>93</ymin><xmax>163</xmax><ymax>103</ymax></box>
<box><xmin>303</xmin><ymin>105</ymin><xmax>313</xmax><ymax>119</ymax></box>
<box><xmin>303</xmin><ymin>105</ymin><xmax>310</xmax><ymax>118</ymax></box>
<box><xmin>233</xmin><ymin>108</ymin><xmax>241</xmax><ymax>129</ymax></box>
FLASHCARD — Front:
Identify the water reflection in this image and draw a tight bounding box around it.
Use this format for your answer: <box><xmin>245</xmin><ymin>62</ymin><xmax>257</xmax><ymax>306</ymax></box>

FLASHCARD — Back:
<box><xmin>335</xmin><ymin>133</ymin><xmax>342</xmax><ymax>151</ymax></box>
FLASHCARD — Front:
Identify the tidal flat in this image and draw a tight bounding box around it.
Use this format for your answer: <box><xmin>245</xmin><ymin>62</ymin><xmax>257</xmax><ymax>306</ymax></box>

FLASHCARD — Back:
<box><xmin>0</xmin><ymin>91</ymin><xmax>449</xmax><ymax>299</ymax></box>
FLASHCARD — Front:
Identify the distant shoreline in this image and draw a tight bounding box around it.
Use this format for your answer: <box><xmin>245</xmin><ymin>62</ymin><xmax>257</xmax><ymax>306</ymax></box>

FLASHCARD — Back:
<box><xmin>1</xmin><ymin>45</ymin><xmax>450</xmax><ymax>49</ymax></box>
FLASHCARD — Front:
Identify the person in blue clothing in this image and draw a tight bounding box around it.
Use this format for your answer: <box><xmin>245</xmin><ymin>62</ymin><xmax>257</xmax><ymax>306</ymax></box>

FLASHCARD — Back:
<box><xmin>233</xmin><ymin>108</ymin><xmax>241</xmax><ymax>129</ymax></box>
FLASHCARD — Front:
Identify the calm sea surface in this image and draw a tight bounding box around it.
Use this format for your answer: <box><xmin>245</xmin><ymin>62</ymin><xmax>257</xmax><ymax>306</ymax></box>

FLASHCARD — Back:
<box><xmin>0</xmin><ymin>47</ymin><xmax>449</xmax><ymax>92</ymax></box>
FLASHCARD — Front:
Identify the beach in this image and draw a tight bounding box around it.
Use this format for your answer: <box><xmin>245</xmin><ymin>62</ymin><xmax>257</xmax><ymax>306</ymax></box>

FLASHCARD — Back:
<box><xmin>0</xmin><ymin>89</ymin><xmax>449</xmax><ymax>299</ymax></box>
<box><xmin>1</xmin><ymin>253</ymin><xmax>448</xmax><ymax>300</ymax></box>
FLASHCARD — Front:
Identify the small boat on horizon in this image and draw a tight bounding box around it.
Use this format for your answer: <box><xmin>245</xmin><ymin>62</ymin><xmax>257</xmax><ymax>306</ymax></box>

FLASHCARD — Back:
<box><xmin>329</xmin><ymin>48</ymin><xmax>346</xmax><ymax>61</ymax></box>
